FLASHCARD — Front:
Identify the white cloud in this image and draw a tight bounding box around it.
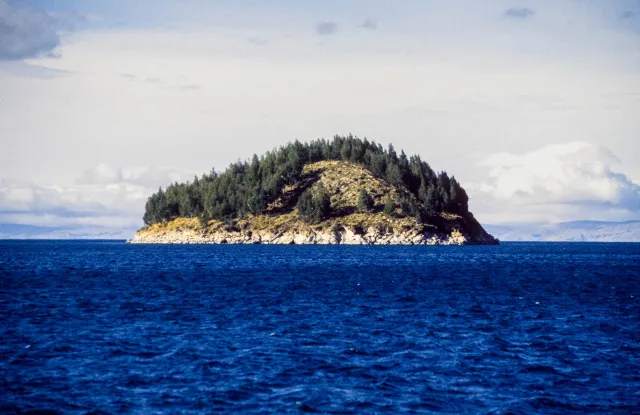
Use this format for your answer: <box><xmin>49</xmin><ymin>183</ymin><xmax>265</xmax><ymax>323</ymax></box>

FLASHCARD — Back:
<box><xmin>472</xmin><ymin>142</ymin><xmax>640</xmax><ymax>224</ymax></box>
<box><xmin>0</xmin><ymin>0</ymin><xmax>639</xmax><ymax>233</ymax></box>
<box><xmin>79</xmin><ymin>163</ymin><xmax>123</xmax><ymax>185</ymax></box>
<box><xmin>0</xmin><ymin>164</ymin><xmax>197</xmax><ymax>232</ymax></box>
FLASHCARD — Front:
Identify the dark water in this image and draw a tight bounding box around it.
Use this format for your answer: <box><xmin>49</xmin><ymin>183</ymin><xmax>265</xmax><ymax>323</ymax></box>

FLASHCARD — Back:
<box><xmin>1</xmin><ymin>241</ymin><xmax>639</xmax><ymax>414</ymax></box>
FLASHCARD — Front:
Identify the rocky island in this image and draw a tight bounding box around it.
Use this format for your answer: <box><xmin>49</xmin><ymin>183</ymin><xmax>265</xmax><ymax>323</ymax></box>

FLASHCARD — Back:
<box><xmin>130</xmin><ymin>136</ymin><xmax>498</xmax><ymax>245</ymax></box>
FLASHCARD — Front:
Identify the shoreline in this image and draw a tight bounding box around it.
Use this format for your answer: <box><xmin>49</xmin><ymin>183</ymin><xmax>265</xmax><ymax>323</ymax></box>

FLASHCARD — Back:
<box><xmin>129</xmin><ymin>226</ymin><xmax>499</xmax><ymax>245</ymax></box>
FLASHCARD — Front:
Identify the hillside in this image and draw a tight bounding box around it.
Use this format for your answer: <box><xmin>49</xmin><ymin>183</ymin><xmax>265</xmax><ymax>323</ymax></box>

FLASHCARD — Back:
<box><xmin>131</xmin><ymin>136</ymin><xmax>497</xmax><ymax>245</ymax></box>
<box><xmin>485</xmin><ymin>220</ymin><xmax>640</xmax><ymax>242</ymax></box>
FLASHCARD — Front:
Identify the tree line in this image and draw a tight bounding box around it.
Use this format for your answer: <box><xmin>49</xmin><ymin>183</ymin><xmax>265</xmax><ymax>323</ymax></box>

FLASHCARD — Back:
<box><xmin>143</xmin><ymin>135</ymin><xmax>470</xmax><ymax>226</ymax></box>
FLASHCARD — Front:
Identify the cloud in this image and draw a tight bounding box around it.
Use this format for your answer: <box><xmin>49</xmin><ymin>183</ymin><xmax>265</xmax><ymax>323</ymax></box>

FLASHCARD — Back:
<box><xmin>362</xmin><ymin>19</ymin><xmax>378</xmax><ymax>30</ymax></box>
<box><xmin>0</xmin><ymin>60</ymin><xmax>71</xmax><ymax>78</ymax></box>
<box><xmin>316</xmin><ymin>21</ymin><xmax>337</xmax><ymax>36</ymax></box>
<box><xmin>504</xmin><ymin>7</ymin><xmax>535</xmax><ymax>19</ymax></box>
<box><xmin>114</xmin><ymin>73</ymin><xmax>202</xmax><ymax>91</ymax></box>
<box><xmin>175</xmin><ymin>84</ymin><xmax>202</xmax><ymax>91</ymax></box>
<box><xmin>477</xmin><ymin>142</ymin><xmax>640</xmax><ymax>213</ymax></box>
<box><xmin>0</xmin><ymin>0</ymin><xmax>60</xmax><ymax>60</ymax></box>
<box><xmin>77</xmin><ymin>163</ymin><xmax>195</xmax><ymax>189</ymax></box>
<box><xmin>621</xmin><ymin>10</ymin><xmax>636</xmax><ymax>19</ymax></box>
<box><xmin>0</xmin><ymin>164</ymin><xmax>197</xmax><ymax>233</ymax></box>
<box><xmin>248</xmin><ymin>36</ymin><xmax>268</xmax><ymax>46</ymax></box>
<box><xmin>49</xmin><ymin>10</ymin><xmax>100</xmax><ymax>31</ymax></box>
<box><xmin>78</xmin><ymin>163</ymin><xmax>123</xmax><ymax>185</ymax></box>
<box><xmin>1</xmin><ymin>1</ymin><xmax>639</xmax><ymax>231</ymax></box>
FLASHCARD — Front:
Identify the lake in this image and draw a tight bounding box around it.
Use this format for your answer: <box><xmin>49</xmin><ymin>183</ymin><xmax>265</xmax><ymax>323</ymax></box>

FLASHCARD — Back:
<box><xmin>1</xmin><ymin>241</ymin><xmax>639</xmax><ymax>414</ymax></box>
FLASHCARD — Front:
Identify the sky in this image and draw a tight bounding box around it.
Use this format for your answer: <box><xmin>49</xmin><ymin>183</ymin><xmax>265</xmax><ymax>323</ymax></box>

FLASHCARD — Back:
<box><xmin>1</xmin><ymin>0</ymin><xmax>639</xmax><ymax>237</ymax></box>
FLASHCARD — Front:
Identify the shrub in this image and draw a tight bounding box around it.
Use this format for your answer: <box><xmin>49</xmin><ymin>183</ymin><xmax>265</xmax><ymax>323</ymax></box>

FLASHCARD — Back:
<box><xmin>198</xmin><ymin>212</ymin><xmax>211</xmax><ymax>229</ymax></box>
<box><xmin>357</xmin><ymin>189</ymin><xmax>375</xmax><ymax>213</ymax></box>
<box><xmin>297</xmin><ymin>185</ymin><xmax>331</xmax><ymax>224</ymax></box>
<box><xmin>383</xmin><ymin>196</ymin><xmax>395</xmax><ymax>216</ymax></box>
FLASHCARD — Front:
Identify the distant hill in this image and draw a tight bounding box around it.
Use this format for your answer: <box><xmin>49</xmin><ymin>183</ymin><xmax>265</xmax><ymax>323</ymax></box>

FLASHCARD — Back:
<box><xmin>133</xmin><ymin>136</ymin><xmax>497</xmax><ymax>245</ymax></box>
<box><xmin>484</xmin><ymin>220</ymin><xmax>640</xmax><ymax>242</ymax></box>
<box><xmin>0</xmin><ymin>223</ymin><xmax>135</xmax><ymax>240</ymax></box>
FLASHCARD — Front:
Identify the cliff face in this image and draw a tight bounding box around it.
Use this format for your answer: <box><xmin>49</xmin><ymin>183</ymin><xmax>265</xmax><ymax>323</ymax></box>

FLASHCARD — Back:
<box><xmin>131</xmin><ymin>161</ymin><xmax>498</xmax><ymax>245</ymax></box>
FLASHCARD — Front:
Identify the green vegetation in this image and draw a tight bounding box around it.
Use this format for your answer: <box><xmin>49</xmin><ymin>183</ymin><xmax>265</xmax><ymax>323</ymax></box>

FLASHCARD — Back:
<box><xmin>357</xmin><ymin>189</ymin><xmax>375</xmax><ymax>213</ymax></box>
<box><xmin>143</xmin><ymin>135</ymin><xmax>470</xmax><ymax>226</ymax></box>
<box><xmin>297</xmin><ymin>185</ymin><xmax>331</xmax><ymax>224</ymax></box>
<box><xmin>383</xmin><ymin>196</ymin><xmax>396</xmax><ymax>216</ymax></box>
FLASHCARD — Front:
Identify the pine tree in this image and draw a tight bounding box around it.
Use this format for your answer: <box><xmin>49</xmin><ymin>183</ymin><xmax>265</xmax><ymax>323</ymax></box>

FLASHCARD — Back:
<box><xmin>296</xmin><ymin>189</ymin><xmax>314</xmax><ymax>221</ymax></box>
<box><xmin>371</xmin><ymin>154</ymin><xmax>386</xmax><ymax>178</ymax></box>
<box><xmin>386</xmin><ymin>164</ymin><xmax>403</xmax><ymax>186</ymax></box>
<box><xmin>387</xmin><ymin>144</ymin><xmax>398</xmax><ymax>163</ymax></box>
<box><xmin>383</xmin><ymin>196</ymin><xmax>395</xmax><ymax>216</ymax></box>
<box><xmin>357</xmin><ymin>189</ymin><xmax>375</xmax><ymax>213</ymax></box>
<box><xmin>340</xmin><ymin>140</ymin><xmax>352</xmax><ymax>161</ymax></box>
<box><xmin>424</xmin><ymin>184</ymin><xmax>438</xmax><ymax>216</ymax></box>
<box><xmin>142</xmin><ymin>135</ymin><xmax>473</xmax><ymax>226</ymax></box>
<box><xmin>297</xmin><ymin>185</ymin><xmax>331</xmax><ymax>224</ymax></box>
<box><xmin>315</xmin><ymin>185</ymin><xmax>331</xmax><ymax>220</ymax></box>
<box><xmin>198</xmin><ymin>212</ymin><xmax>211</xmax><ymax>229</ymax></box>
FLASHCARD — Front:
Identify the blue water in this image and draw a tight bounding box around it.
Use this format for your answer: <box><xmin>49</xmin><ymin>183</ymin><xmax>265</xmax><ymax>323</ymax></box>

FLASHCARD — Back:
<box><xmin>1</xmin><ymin>241</ymin><xmax>639</xmax><ymax>414</ymax></box>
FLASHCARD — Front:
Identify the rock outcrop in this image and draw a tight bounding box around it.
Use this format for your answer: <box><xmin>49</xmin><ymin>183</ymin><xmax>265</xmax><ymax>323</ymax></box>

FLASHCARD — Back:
<box><xmin>129</xmin><ymin>217</ymin><xmax>497</xmax><ymax>245</ymax></box>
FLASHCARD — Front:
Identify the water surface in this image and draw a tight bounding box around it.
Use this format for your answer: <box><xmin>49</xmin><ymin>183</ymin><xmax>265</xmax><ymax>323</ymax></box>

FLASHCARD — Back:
<box><xmin>1</xmin><ymin>241</ymin><xmax>639</xmax><ymax>414</ymax></box>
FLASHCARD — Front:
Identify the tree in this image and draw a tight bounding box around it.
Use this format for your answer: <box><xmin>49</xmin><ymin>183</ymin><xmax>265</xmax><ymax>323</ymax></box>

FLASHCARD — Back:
<box><xmin>424</xmin><ymin>184</ymin><xmax>441</xmax><ymax>215</ymax></box>
<box><xmin>418</xmin><ymin>181</ymin><xmax>429</xmax><ymax>204</ymax></box>
<box><xmin>414</xmin><ymin>206</ymin><xmax>429</xmax><ymax>224</ymax></box>
<box><xmin>315</xmin><ymin>185</ymin><xmax>331</xmax><ymax>220</ymax></box>
<box><xmin>383</xmin><ymin>196</ymin><xmax>395</xmax><ymax>216</ymax></box>
<box><xmin>340</xmin><ymin>140</ymin><xmax>352</xmax><ymax>161</ymax></box>
<box><xmin>387</xmin><ymin>144</ymin><xmax>398</xmax><ymax>163</ymax></box>
<box><xmin>142</xmin><ymin>135</ymin><xmax>473</xmax><ymax>226</ymax></box>
<box><xmin>198</xmin><ymin>212</ymin><xmax>211</xmax><ymax>229</ymax></box>
<box><xmin>386</xmin><ymin>164</ymin><xmax>403</xmax><ymax>186</ymax></box>
<box><xmin>297</xmin><ymin>185</ymin><xmax>331</xmax><ymax>224</ymax></box>
<box><xmin>247</xmin><ymin>188</ymin><xmax>267</xmax><ymax>214</ymax></box>
<box><xmin>371</xmin><ymin>154</ymin><xmax>386</xmax><ymax>178</ymax></box>
<box><xmin>350</xmin><ymin>139</ymin><xmax>364</xmax><ymax>163</ymax></box>
<box><xmin>357</xmin><ymin>189</ymin><xmax>375</xmax><ymax>213</ymax></box>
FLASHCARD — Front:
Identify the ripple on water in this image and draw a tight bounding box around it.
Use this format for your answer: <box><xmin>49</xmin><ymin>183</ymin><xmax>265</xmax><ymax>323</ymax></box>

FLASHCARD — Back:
<box><xmin>0</xmin><ymin>241</ymin><xmax>639</xmax><ymax>414</ymax></box>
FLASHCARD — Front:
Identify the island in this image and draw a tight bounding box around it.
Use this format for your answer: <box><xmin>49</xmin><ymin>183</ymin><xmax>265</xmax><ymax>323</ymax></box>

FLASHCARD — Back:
<box><xmin>130</xmin><ymin>136</ymin><xmax>498</xmax><ymax>245</ymax></box>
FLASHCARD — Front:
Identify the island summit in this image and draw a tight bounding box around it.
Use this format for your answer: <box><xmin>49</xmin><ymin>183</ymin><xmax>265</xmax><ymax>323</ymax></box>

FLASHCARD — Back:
<box><xmin>130</xmin><ymin>136</ymin><xmax>498</xmax><ymax>245</ymax></box>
